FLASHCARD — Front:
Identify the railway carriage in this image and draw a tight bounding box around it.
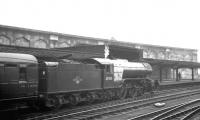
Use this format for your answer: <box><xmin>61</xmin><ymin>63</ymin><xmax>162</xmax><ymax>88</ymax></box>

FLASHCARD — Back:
<box><xmin>0</xmin><ymin>53</ymin><xmax>38</xmax><ymax>109</ymax></box>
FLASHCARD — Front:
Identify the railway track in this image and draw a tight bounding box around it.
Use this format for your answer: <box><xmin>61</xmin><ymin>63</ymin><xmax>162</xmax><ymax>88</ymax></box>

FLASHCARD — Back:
<box><xmin>21</xmin><ymin>85</ymin><xmax>200</xmax><ymax>119</ymax></box>
<box><xmin>128</xmin><ymin>99</ymin><xmax>200</xmax><ymax>120</ymax></box>
<box><xmin>25</xmin><ymin>88</ymin><xmax>200</xmax><ymax>120</ymax></box>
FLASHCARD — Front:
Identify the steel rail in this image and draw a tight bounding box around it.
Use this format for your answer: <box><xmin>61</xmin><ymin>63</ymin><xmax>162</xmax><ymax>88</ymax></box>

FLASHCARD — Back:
<box><xmin>128</xmin><ymin>99</ymin><xmax>200</xmax><ymax>120</ymax></box>
<box><xmin>159</xmin><ymin>106</ymin><xmax>200</xmax><ymax>120</ymax></box>
<box><xmin>151</xmin><ymin>103</ymin><xmax>200</xmax><ymax>120</ymax></box>
<box><xmin>127</xmin><ymin>99</ymin><xmax>200</xmax><ymax>120</ymax></box>
<box><xmin>181</xmin><ymin>106</ymin><xmax>200</xmax><ymax>120</ymax></box>
<box><xmin>127</xmin><ymin>104</ymin><xmax>182</xmax><ymax>120</ymax></box>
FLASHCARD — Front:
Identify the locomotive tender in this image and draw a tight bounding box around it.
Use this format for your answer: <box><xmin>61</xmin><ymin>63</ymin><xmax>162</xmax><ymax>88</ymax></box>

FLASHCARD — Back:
<box><xmin>0</xmin><ymin>52</ymin><xmax>156</xmax><ymax>109</ymax></box>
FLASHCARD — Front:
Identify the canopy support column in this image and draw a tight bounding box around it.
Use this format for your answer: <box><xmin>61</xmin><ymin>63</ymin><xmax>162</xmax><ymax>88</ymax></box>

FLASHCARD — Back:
<box><xmin>160</xmin><ymin>66</ymin><xmax>162</xmax><ymax>82</ymax></box>
<box><xmin>176</xmin><ymin>68</ymin><xmax>179</xmax><ymax>81</ymax></box>
<box><xmin>191</xmin><ymin>68</ymin><xmax>194</xmax><ymax>80</ymax></box>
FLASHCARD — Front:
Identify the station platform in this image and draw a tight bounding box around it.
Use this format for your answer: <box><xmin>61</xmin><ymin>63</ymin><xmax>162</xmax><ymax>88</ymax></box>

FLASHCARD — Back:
<box><xmin>159</xmin><ymin>79</ymin><xmax>200</xmax><ymax>90</ymax></box>
<box><xmin>160</xmin><ymin>79</ymin><xmax>200</xmax><ymax>85</ymax></box>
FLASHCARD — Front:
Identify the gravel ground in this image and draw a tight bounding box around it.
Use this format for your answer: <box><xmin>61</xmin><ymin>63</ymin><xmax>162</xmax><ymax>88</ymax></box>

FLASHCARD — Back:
<box><xmin>190</xmin><ymin>112</ymin><xmax>200</xmax><ymax>120</ymax></box>
<box><xmin>98</xmin><ymin>93</ymin><xmax>200</xmax><ymax>120</ymax></box>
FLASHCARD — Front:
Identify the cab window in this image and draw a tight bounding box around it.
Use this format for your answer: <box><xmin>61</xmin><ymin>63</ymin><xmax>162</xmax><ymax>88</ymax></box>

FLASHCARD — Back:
<box><xmin>105</xmin><ymin>65</ymin><xmax>113</xmax><ymax>74</ymax></box>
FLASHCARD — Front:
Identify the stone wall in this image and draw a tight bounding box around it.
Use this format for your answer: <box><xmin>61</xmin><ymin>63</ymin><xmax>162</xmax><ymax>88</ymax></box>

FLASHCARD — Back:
<box><xmin>0</xmin><ymin>25</ymin><xmax>197</xmax><ymax>62</ymax></box>
<box><xmin>0</xmin><ymin>26</ymin><xmax>105</xmax><ymax>49</ymax></box>
<box><xmin>141</xmin><ymin>46</ymin><xmax>197</xmax><ymax>62</ymax></box>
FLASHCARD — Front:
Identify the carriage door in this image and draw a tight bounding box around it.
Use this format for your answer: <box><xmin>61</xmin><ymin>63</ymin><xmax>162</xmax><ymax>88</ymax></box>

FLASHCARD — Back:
<box><xmin>18</xmin><ymin>64</ymin><xmax>28</xmax><ymax>97</ymax></box>
<box><xmin>103</xmin><ymin>64</ymin><xmax>114</xmax><ymax>89</ymax></box>
<box><xmin>38</xmin><ymin>62</ymin><xmax>47</xmax><ymax>94</ymax></box>
<box><xmin>26</xmin><ymin>64</ymin><xmax>38</xmax><ymax>96</ymax></box>
<box><xmin>0</xmin><ymin>63</ymin><xmax>6</xmax><ymax>99</ymax></box>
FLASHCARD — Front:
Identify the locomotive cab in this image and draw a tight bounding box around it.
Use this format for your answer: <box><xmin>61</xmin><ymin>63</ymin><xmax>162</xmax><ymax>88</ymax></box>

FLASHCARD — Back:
<box><xmin>90</xmin><ymin>58</ymin><xmax>155</xmax><ymax>98</ymax></box>
<box><xmin>90</xmin><ymin>58</ymin><xmax>152</xmax><ymax>80</ymax></box>
<box><xmin>101</xmin><ymin>64</ymin><xmax>115</xmax><ymax>89</ymax></box>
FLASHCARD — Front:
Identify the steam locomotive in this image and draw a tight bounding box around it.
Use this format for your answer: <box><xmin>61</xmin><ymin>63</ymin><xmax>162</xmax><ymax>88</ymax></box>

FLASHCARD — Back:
<box><xmin>0</xmin><ymin>52</ymin><xmax>157</xmax><ymax>110</ymax></box>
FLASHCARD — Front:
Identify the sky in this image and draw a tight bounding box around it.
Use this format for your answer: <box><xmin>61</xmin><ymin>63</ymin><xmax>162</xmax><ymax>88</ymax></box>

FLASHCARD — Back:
<box><xmin>0</xmin><ymin>0</ymin><xmax>200</xmax><ymax>56</ymax></box>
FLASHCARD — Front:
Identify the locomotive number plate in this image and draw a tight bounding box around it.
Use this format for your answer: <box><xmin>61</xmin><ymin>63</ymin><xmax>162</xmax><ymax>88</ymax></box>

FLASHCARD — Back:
<box><xmin>106</xmin><ymin>76</ymin><xmax>113</xmax><ymax>81</ymax></box>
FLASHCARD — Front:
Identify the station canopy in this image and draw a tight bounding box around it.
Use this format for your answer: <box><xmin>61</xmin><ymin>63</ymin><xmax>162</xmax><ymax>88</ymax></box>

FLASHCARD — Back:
<box><xmin>0</xmin><ymin>44</ymin><xmax>143</xmax><ymax>61</ymax></box>
<box><xmin>55</xmin><ymin>44</ymin><xmax>143</xmax><ymax>61</ymax></box>
<box><xmin>0</xmin><ymin>44</ymin><xmax>102</xmax><ymax>61</ymax></box>
<box><xmin>1</xmin><ymin>44</ymin><xmax>200</xmax><ymax>69</ymax></box>
<box><xmin>143</xmin><ymin>58</ymin><xmax>200</xmax><ymax>68</ymax></box>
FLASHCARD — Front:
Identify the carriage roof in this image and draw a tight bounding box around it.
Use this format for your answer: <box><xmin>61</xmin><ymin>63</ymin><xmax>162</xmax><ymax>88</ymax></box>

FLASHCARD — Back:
<box><xmin>0</xmin><ymin>52</ymin><xmax>37</xmax><ymax>63</ymax></box>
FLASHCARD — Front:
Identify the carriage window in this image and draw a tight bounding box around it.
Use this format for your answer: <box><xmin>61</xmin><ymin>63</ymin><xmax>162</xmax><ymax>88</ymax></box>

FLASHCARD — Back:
<box><xmin>5</xmin><ymin>64</ymin><xmax>18</xmax><ymax>81</ymax></box>
<box><xmin>27</xmin><ymin>64</ymin><xmax>37</xmax><ymax>81</ymax></box>
<box><xmin>19</xmin><ymin>64</ymin><xmax>27</xmax><ymax>81</ymax></box>
<box><xmin>0</xmin><ymin>64</ymin><xmax>4</xmax><ymax>82</ymax></box>
<box><xmin>5</xmin><ymin>64</ymin><xmax>17</xmax><ymax>67</ymax></box>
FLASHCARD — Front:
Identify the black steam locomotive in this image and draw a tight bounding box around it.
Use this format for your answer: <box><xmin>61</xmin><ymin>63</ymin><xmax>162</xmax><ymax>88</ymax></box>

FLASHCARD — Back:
<box><xmin>0</xmin><ymin>52</ymin><xmax>157</xmax><ymax>110</ymax></box>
